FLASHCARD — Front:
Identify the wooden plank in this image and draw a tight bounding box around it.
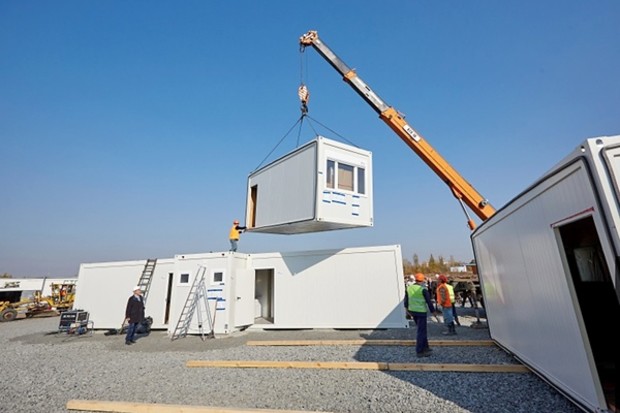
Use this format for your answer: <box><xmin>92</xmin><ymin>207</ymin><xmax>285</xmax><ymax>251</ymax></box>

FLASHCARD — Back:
<box><xmin>187</xmin><ymin>360</ymin><xmax>387</xmax><ymax>370</ymax></box>
<box><xmin>387</xmin><ymin>363</ymin><xmax>530</xmax><ymax>373</ymax></box>
<box><xmin>245</xmin><ymin>339</ymin><xmax>495</xmax><ymax>347</ymax></box>
<box><xmin>185</xmin><ymin>360</ymin><xmax>529</xmax><ymax>373</ymax></box>
<box><xmin>66</xmin><ymin>399</ymin><xmax>332</xmax><ymax>413</ymax></box>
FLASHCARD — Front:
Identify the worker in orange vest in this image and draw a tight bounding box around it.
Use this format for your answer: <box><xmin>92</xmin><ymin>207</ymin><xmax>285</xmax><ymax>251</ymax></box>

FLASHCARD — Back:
<box><xmin>436</xmin><ymin>274</ymin><xmax>456</xmax><ymax>335</ymax></box>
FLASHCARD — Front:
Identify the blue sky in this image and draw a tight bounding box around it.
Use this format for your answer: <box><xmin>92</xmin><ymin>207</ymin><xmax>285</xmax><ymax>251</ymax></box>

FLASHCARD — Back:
<box><xmin>2</xmin><ymin>1</ymin><xmax>619</xmax><ymax>277</ymax></box>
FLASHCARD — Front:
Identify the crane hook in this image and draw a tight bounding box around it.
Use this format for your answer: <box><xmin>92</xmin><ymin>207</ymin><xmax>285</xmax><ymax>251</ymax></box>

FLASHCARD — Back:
<box><xmin>298</xmin><ymin>84</ymin><xmax>309</xmax><ymax>115</ymax></box>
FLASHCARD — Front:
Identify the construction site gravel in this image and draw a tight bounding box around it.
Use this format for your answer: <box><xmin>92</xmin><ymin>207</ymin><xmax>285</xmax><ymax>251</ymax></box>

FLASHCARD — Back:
<box><xmin>1</xmin><ymin>308</ymin><xmax>583</xmax><ymax>413</ymax></box>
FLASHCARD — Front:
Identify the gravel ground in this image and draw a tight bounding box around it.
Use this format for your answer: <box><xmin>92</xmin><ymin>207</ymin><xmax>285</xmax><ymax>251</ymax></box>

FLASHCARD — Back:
<box><xmin>0</xmin><ymin>308</ymin><xmax>583</xmax><ymax>413</ymax></box>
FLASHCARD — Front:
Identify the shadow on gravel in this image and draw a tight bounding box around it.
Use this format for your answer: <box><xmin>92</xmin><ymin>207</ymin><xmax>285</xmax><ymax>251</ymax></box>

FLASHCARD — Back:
<box><xmin>349</xmin><ymin>307</ymin><xmax>582</xmax><ymax>413</ymax></box>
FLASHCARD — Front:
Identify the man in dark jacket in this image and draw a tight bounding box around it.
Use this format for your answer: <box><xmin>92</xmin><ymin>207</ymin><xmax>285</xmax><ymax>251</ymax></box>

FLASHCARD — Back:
<box><xmin>404</xmin><ymin>273</ymin><xmax>438</xmax><ymax>357</ymax></box>
<box><xmin>125</xmin><ymin>286</ymin><xmax>145</xmax><ymax>345</ymax></box>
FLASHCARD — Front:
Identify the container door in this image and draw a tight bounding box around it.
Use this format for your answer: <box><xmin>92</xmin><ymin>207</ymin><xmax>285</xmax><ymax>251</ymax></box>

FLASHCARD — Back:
<box><xmin>234</xmin><ymin>269</ymin><xmax>255</xmax><ymax>327</ymax></box>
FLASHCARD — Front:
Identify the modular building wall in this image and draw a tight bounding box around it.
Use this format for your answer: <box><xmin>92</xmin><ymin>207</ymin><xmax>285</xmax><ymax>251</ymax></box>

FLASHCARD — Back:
<box><xmin>471</xmin><ymin>136</ymin><xmax>620</xmax><ymax>413</ymax></box>
<box><xmin>246</xmin><ymin>135</ymin><xmax>373</xmax><ymax>234</ymax></box>
<box><xmin>166</xmin><ymin>252</ymin><xmax>248</xmax><ymax>336</ymax></box>
<box><xmin>73</xmin><ymin>259</ymin><xmax>174</xmax><ymax>330</ymax></box>
<box><xmin>246</xmin><ymin>245</ymin><xmax>406</xmax><ymax>329</ymax></box>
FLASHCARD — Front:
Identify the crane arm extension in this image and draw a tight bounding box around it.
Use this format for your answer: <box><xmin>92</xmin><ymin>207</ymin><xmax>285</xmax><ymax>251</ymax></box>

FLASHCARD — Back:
<box><xmin>300</xmin><ymin>30</ymin><xmax>495</xmax><ymax>225</ymax></box>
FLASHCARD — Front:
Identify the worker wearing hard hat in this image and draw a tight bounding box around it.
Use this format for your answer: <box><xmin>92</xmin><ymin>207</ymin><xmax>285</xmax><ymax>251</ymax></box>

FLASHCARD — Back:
<box><xmin>124</xmin><ymin>286</ymin><xmax>145</xmax><ymax>345</ymax></box>
<box><xmin>229</xmin><ymin>220</ymin><xmax>247</xmax><ymax>252</ymax></box>
<box><xmin>436</xmin><ymin>274</ymin><xmax>457</xmax><ymax>335</ymax></box>
<box><xmin>446</xmin><ymin>278</ymin><xmax>460</xmax><ymax>326</ymax></box>
<box><xmin>404</xmin><ymin>273</ymin><xmax>438</xmax><ymax>357</ymax></box>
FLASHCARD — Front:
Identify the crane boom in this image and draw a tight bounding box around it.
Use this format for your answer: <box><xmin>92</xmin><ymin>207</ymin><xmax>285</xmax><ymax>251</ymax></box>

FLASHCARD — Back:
<box><xmin>299</xmin><ymin>30</ymin><xmax>495</xmax><ymax>229</ymax></box>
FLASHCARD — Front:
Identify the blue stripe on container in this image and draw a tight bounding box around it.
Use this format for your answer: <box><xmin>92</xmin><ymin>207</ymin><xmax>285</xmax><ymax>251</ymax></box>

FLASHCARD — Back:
<box><xmin>333</xmin><ymin>200</ymin><xmax>346</xmax><ymax>205</ymax></box>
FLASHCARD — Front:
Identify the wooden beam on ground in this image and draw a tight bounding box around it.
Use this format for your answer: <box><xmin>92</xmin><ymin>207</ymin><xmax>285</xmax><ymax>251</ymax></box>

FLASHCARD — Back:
<box><xmin>66</xmin><ymin>399</ymin><xmax>332</xmax><ymax>413</ymax></box>
<box><xmin>185</xmin><ymin>360</ymin><xmax>529</xmax><ymax>373</ymax></box>
<box><xmin>245</xmin><ymin>339</ymin><xmax>495</xmax><ymax>347</ymax></box>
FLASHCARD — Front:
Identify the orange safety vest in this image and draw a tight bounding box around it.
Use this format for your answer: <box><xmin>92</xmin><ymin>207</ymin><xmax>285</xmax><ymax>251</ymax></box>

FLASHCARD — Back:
<box><xmin>436</xmin><ymin>283</ymin><xmax>451</xmax><ymax>307</ymax></box>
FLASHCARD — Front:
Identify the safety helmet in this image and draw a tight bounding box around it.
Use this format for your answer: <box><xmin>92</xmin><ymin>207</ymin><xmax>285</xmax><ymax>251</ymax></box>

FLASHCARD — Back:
<box><xmin>234</xmin><ymin>220</ymin><xmax>239</xmax><ymax>224</ymax></box>
<box><xmin>414</xmin><ymin>273</ymin><xmax>425</xmax><ymax>282</ymax></box>
<box><xmin>438</xmin><ymin>274</ymin><xmax>448</xmax><ymax>283</ymax></box>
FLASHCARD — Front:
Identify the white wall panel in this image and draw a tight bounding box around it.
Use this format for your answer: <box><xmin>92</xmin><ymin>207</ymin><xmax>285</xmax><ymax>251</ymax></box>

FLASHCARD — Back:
<box><xmin>473</xmin><ymin>160</ymin><xmax>606</xmax><ymax>411</ymax></box>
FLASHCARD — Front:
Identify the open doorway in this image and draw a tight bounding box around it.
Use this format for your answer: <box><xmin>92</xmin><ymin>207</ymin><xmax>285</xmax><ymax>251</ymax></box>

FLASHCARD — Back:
<box><xmin>163</xmin><ymin>273</ymin><xmax>173</xmax><ymax>325</ymax></box>
<box><xmin>558</xmin><ymin>216</ymin><xmax>618</xmax><ymax>410</ymax></box>
<box><xmin>254</xmin><ymin>269</ymin><xmax>274</xmax><ymax>324</ymax></box>
<box><xmin>249</xmin><ymin>185</ymin><xmax>258</xmax><ymax>228</ymax></box>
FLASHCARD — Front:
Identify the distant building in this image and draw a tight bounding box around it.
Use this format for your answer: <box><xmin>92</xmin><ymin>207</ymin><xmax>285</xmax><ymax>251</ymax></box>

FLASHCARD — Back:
<box><xmin>449</xmin><ymin>265</ymin><xmax>467</xmax><ymax>273</ymax></box>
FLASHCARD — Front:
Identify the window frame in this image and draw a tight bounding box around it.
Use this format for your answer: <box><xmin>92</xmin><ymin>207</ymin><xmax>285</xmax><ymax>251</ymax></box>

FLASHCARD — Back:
<box><xmin>325</xmin><ymin>158</ymin><xmax>367</xmax><ymax>195</ymax></box>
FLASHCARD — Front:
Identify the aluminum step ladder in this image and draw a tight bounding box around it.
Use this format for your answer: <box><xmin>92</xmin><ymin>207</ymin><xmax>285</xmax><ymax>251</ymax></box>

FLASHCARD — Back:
<box><xmin>170</xmin><ymin>266</ymin><xmax>214</xmax><ymax>341</ymax></box>
<box><xmin>136</xmin><ymin>258</ymin><xmax>157</xmax><ymax>304</ymax></box>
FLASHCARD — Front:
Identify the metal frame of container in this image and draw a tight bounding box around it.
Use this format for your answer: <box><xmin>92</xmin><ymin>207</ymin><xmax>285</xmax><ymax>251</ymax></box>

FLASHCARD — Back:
<box><xmin>471</xmin><ymin>135</ymin><xmax>620</xmax><ymax>412</ymax></box>
<box><xmin>245</xmin><ymin>135</ymin><xmax>373</xmax><ymax>234</ymax></box>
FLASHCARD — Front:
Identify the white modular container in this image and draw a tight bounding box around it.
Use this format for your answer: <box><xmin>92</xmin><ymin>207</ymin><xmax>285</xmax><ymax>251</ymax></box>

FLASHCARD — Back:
<box><xmin>245</xmin><ymin>135</ymin><xmax>373</xmax><ymax>234</ymax></box>
<box><xmin>0</xmin><ymin>278</ymin><xmax>77</xmax><ymax>295</ymax></box>
<box><xmin>245</xmin><ymin>244</ymin><xmax>407</xmax><ymax>330</ymax></box>
<box><xmin>73</xmin><ymin>245</ymin><xmax>407</xmax><ymax>334</ymax></box>
<box><xmin>73</xmin><ymin>259</ymin><xmax>175</xmax><ymax>330</ymax></box>
<box><xmin>471</xmin><ymin>135</ymin><xmax>620</xmax><ymax>413</ymax></box>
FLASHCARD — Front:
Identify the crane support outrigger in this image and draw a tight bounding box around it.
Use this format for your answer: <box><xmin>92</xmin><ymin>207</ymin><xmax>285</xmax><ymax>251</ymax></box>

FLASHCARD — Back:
<box><xmin>299</xmin><ymin>30</ymin><xmax>495</xmax><ymax>230</ymax></box>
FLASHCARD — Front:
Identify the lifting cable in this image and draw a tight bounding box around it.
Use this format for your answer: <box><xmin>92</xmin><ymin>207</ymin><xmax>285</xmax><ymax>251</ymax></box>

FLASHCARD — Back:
<box><xmin>252</xmin><ymin>50</ymin><xmax>310</xmax><ymax>172</ymax></box>
<box><xmin>253</xmin><ymin>41</ymin><xmax>360</xmax><ymax>172</ymax></box>
<box><xmin>303</xmin><ymin>115</ymin><xmax>360</xmax><ymax>148</ymax></box>
<box><xmin>298</xmin><ymin>44</ymin><xmax>361</xmax><ymax>149</ymax></box>
<box><xmin>252</xmin><ymin>115</ymin><xmax>305</xmax><ymax>172</ymax></box>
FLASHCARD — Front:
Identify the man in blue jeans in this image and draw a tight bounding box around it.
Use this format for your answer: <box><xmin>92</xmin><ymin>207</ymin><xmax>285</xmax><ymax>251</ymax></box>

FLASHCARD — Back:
<box><xmin>404</xmin><ymin>273</ymin><xmax>438</xmax><ymax>357</ymax></box>
<box><xmin>124</xmin><ymin>286</ymin><xmax>145</xmax><ymax>345</ymax></box>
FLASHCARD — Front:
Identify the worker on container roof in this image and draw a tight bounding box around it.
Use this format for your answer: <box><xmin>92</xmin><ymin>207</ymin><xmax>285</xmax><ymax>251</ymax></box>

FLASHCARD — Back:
<box><xmin>229</xmin><ymin>219</ymin><xmax>247</xmax><ymax>252</ymax></box>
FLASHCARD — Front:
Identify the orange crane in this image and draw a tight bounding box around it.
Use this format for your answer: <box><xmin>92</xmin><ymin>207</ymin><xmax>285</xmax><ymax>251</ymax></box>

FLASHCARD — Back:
<box><xmin>299</xmin><ymin>30</ymin><xmax>495</xmax><ymax>230</ymax></box>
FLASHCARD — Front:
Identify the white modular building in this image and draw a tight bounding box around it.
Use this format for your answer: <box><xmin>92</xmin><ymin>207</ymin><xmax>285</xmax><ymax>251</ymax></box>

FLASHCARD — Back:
<box><xmin>73</xmin><ymin>245</ymin><xmax>407</xmax><ymax>335</ymax></box>
<box><xmin>245</xmin><ymin>136</ymin><xmax>373</xmax><ymax>234</ymax></box>
<box><xmin>0</xmin><ymin>278</ymin><xmax>78</xmax><ymax>301</ymax></box>
<box><xmin>471</xmin><ymin>136</ymin><xmax>620</xmax><ymax>413</ymax></box>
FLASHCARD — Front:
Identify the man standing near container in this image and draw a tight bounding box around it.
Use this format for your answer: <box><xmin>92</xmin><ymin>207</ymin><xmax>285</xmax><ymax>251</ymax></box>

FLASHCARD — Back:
<box><xmin>437</xmin><ymin>274</ymin><xmax>456</xmax><ymax>335</ymax></box>
<box><xmin>125</xmin><ymin>286</ymin><xmax>145</xmax><ymax>345</ymax></box>
<box><xmin>404</xmin><ymin>273</ymin><xmax>437</xmax><ymax>357</ymax></box>
<box><xmin>446</xmin><ymin>278</ymin><xmax>460</xmax><ymax>326</ymax></box>
<box><xmin>229</xmin><ymin>220</ymin><xmax>247</xmax><ymax>252</ymax></box>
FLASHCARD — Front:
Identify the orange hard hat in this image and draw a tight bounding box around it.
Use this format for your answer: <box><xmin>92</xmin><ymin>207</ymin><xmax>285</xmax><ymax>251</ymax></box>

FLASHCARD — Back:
<box><xmin>414</xmin><ymin>273</ymin><xmax>425</xmax><ymax>282</ymax></box>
